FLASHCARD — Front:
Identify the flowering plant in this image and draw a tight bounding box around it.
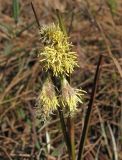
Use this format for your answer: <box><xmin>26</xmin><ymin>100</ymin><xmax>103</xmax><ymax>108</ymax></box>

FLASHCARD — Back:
<box><xmin>36</xmin><ymin>23</ymin><xmax>86</xmax><ymax>120</ymax></box>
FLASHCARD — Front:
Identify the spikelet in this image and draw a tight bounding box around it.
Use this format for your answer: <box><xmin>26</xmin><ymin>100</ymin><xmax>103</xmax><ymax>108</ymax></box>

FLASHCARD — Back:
<box><xmin>61</xmin><ymin>77</ymin><xmax>86</xmax><ymax>115</ymax></box>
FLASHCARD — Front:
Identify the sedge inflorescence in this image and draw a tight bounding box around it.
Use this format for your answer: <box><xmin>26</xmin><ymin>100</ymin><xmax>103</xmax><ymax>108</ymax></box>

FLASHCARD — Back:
<box><xmin>36</xmin><ymin>23</ymin><xmax>86</xmax><ymax>120</ymax></box>
<box><xmin>39</xmin><ymin>23</ymin><xmax>78</xmax><ymax>76</ymax></box>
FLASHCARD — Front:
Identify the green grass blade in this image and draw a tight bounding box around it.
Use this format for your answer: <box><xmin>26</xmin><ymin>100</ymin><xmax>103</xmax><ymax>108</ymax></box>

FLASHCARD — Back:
<box><xmin>12</xmin><ymin>0</ymin><xmax>20</xmax><ymax>23</ymax></box>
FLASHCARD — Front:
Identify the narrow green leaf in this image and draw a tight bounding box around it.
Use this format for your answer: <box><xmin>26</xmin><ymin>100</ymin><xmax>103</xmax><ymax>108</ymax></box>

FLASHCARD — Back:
<box><xmin>12</xmin><ymin>0</ymin><xmax>20</xmax><ymax>23</ymax></box>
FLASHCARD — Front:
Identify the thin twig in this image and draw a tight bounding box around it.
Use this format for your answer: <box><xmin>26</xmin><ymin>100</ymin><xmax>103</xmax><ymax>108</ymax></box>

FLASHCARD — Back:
<box><xmin>77</xmin><ymin>54</ymin><xmax>103</xmax><ymax>160</ymax></box>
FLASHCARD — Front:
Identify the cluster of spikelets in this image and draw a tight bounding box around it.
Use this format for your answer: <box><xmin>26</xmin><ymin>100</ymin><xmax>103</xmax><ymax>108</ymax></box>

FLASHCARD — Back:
<box><xmin>36</xmin><ymin>23</ymin><xmax>86</xmax><ymax>120</ymax></box>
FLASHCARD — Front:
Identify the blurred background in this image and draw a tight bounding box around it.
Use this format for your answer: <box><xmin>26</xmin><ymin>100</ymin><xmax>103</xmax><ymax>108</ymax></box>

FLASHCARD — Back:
<box><xmin>0</xmin><ymin>0</ymin><xmax>122</xmax><ymax>159</ymax></box>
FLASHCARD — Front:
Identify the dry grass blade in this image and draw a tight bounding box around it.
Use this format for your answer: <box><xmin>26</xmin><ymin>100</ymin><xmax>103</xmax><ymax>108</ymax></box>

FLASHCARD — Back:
<box><xmin>96</xmin><ymin>106</ymin><xmax>112</xmax><ymax>159</ymax></box>
<box><xmin>96</xmin><ymin>22</ymin><xmax>122</xmax><ymax>78</ymax></box>
<box><xmin>107</xmin><ymin>122</ymin><xmax>118</xmax><ymax>160</ymax></box>
<box><xmin>0</xmin><ymin>70</ymin><xmax>31</xmax><ymax>101</ymax></box>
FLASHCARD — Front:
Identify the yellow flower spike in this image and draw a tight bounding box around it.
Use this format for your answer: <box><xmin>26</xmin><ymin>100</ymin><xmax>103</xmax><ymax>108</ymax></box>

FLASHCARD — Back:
<box><xmin>36</xmin><ymin>77</ymin><xmax>59</xmax><ymax>120</ymax></box>
<box><xmin>61</xmin><ymin>77</ymin><xmax>86</xmax><ymax>115</ymax></box>
<box><xmin>39</xmin><ymin>23</ymin><xmax>78</xmax><ymax>76</ymax></box>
